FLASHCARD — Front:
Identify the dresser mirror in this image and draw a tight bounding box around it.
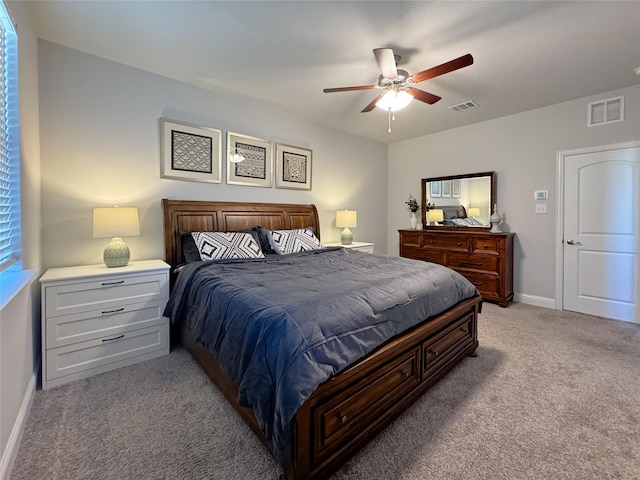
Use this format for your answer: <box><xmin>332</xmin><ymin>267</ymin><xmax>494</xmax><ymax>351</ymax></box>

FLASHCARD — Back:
<box><xmin>420</xmin><ymin>171</ymin><xmax>496</xmax><ymax>228</ymax></box>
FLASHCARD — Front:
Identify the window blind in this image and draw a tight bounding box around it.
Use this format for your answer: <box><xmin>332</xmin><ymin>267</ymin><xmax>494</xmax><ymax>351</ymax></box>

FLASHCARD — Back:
<box><xmin>0</xmin><ymin>3</ymin><xmax>20</xmax><ymax>272</ymax></box>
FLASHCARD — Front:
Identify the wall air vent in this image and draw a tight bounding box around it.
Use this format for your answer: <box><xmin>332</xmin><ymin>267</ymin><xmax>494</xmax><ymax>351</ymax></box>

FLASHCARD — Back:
<box><xmin>448</xmin><ymin>100</ymin><xmax>479</xmax><ymax>112</ymax></box>
<box><xmin>588</xmin><ymin>95</ymin><xmax>624</xmax><ymax>127</ymax></box>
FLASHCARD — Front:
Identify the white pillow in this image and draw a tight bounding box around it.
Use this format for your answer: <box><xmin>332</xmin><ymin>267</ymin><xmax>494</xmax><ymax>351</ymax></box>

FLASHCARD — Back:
<box><xmin>191</xmin><ymin>232</ymin><xmax>265</xmax><ymax>260</ymax></box>
<box><xmin>268</xmin><ymin>228</ymin><xmax>322</xmax><ymax>255</ymax></box>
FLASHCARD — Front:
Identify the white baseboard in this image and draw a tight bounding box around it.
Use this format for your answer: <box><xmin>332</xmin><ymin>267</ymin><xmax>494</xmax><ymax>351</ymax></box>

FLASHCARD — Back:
<box><xmin>0</xmin><ymin>373</ymin><xmax>36</xmax><ymax>480</ymax></box>
<box><xmin>514</xmin><ymin>292</ymin><xmax>557</xmax><ymax>310</ymax></box>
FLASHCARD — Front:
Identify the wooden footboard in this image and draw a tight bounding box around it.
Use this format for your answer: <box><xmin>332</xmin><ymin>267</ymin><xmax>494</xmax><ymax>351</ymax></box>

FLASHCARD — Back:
<box><xmin>181</xmin><ymin>295</ymin><xmax>481</xmax><ymax>480</ymax></box>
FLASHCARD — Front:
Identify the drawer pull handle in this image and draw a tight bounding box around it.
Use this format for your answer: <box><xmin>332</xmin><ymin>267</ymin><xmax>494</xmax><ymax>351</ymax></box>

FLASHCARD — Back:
<box><xmin>472</xmin><ymin>281</ymin><xmax>483</xmax><ymax>286</ymax></box>
<box><xmin>102</xmin><ymin>280</ymin><xmax>125</xmax><ymax>286</ymax></box>
<box><xmin>483</xmin><ymin>244</ymin><xmax>489</xmax><ymax>249</ymax></box>
<box><xmin>102</xmin><ymin>334</ymin><xmax>125</xmax><ymax>343</ymax></box>
<box><xmin>461</xmin><ymin>328</ymin><xmax>469</xmax><ymax>334</ymax></box>
<box><xmin>457</xmin><ymin>242</ymin><xmax>462</xmax><ymax>246</ymax></box>
<box><xmin>461</xmin><ymin>261</ymin><xmax>482</xmax><ymax>266</ymax></box>
<box><xmin>340</xmin><ymin>415</ymin><xmax>348</xmax><ymax>424</ymax></box>
<box><xmin>429</xmin><ymin>349</ymin><xmax>439</xmax><ymax>357</ymax></box>
<box><xmin>402</xmin><ymin>371</ymin><xmax>409</xmax><ymax>378</ymax></box>
<box><xmin>102</xmin><ymin>307</ymin><xmax>125</xmax><ymax>315</ymax></box>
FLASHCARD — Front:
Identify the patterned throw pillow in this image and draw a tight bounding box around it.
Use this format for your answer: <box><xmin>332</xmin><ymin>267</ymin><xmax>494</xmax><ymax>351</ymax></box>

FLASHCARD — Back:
<box><xmin>191</xmin><ymin>232</ymin><xmax>265</xmax><ymax>260</ymax></box>
<box><xmin>268</xmin><ymin>228</ymin><xmax>322</xmax><ymax>255</ymax></box>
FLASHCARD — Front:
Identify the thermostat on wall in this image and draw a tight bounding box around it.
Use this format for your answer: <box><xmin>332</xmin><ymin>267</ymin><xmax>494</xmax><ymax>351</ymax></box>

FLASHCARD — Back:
<box><xmin>534</xmin><ymin>190</ymin><xmax>548</xmax><ymax>200</ymax></box>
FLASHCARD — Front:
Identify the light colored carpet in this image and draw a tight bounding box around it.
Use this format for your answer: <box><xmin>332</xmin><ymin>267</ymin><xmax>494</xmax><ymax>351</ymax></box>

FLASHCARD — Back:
<box><xmin>10</xmin><ymin>303</ymin><xmax>640</xmax><ymax>480</ymax></box>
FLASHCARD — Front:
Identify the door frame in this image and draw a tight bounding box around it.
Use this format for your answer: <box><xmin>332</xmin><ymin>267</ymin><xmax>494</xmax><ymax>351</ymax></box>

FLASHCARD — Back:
<box><xmin>555</xmin><ymin>140</ymin><xmax>640</xmax><ymax>312</ymax></box>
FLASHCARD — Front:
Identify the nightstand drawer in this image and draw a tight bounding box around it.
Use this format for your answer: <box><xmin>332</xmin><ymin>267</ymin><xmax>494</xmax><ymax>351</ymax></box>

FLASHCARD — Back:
<box><xmin>45</xmin><ymin>273</ymin><xmax>168</xmax><ymax>317</ymax></box>
<box><xmin>45</xmin><ymin>324</ymin><xmax>168</xmax><ymax>381</ymax></box>
<box><xmin>46</xmin><ymin>300</ymin><xmax>166</xmax><ymax>348</ymax></box>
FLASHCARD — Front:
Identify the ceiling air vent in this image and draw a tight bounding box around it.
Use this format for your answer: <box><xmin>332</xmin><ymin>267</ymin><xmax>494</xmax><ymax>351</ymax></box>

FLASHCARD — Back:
<box><xmin>448</xmin><ymin>100</ymin><xmax>478</xmax><ymax>112</ymax></box>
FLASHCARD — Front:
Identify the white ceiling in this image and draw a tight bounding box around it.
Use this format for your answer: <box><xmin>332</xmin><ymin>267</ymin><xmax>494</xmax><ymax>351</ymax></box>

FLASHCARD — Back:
<box><xmin>25</xmin><ymin>1</ymin><xmax>640</xmax><ymax>143</ymax></box>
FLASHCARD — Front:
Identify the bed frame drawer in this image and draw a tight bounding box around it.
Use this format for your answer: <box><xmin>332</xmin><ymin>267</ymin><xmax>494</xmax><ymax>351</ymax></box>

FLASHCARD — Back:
<box><xmin>423</xmin><ymin>314</ymin><xmax>475</xmax><ymax>379</ymax></box>
<box><xmin>311</xmin><ymin>347</ymin><xmax>420</xmax><ymax>465</ymax></box>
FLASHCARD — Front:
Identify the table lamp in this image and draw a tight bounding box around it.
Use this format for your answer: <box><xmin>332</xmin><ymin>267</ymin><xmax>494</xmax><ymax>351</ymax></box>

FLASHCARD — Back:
<box><xmin>93</xmin><ymin>206</ymin><xmax>140</xmax><ymax>267</ymax></box>
<box><xmin>336</xmin><ymin>209</ymin><xmax>357</xmax><ymax>245</ymax></box>
<box><xmin>468</xmin><ymin>207</ymin><xmax>480</xmax><ymax>218</ymax></box>
<box><xmin>427</xmin><ymin>209</ymin><xmax>444</xmax><ymax>226</ymax></box>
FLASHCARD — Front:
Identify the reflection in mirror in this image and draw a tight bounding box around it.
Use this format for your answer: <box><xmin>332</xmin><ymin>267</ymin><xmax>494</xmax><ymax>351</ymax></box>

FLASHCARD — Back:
<box><xmin>421</xmin><ymin>171</ymin><xmax>496</xmax><ymax>227</ymax></box>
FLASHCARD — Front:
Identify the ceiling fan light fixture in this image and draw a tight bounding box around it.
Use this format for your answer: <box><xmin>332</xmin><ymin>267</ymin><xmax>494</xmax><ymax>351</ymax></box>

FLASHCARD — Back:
<box><xmin>375</xmin><ymin>90</ymin><xmax>413</xmax><ymax>112</ymax></box>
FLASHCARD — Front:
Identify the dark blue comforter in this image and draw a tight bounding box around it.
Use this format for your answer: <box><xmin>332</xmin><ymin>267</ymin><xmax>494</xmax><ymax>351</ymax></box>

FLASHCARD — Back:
<box><xmin>164</xmin><ymin>248</ymin><xmax>478</xmax><ymax>467</ymax></box>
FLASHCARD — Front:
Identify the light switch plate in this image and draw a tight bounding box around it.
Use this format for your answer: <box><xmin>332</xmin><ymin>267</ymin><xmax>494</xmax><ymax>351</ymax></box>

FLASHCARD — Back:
<box><xmin>535</xmin><ymin>204</ymin><xmax>547</xmax><ymax>214</ymax></box>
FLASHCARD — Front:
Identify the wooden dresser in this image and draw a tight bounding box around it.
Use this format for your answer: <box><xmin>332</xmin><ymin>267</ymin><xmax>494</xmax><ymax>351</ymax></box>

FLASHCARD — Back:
<box><xmin>399</xmin><ymin>228</ymin><xmax>514</xmax><ymax>307</ymax></box>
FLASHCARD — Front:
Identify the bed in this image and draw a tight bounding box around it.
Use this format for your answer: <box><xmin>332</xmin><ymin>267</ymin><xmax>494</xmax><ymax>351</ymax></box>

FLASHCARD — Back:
<box><xmin>162</xmin><ymin>199</ymin><xmax>482</xmax><ymax>480</ymax></box>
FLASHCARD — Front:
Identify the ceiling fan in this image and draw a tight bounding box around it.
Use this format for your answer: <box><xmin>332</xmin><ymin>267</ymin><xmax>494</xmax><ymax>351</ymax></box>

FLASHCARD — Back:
<box><xmin>323</xmin><ymin>48</ymin><xmax>474</xmax><ymax>130</ymax></box>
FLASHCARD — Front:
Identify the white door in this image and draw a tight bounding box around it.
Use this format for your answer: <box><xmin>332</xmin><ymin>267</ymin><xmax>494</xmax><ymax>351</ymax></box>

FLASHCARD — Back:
<box><xmin>562</xmin><ymin>145</ymin><xmax>639</xmax><ymax>322</ymax></box>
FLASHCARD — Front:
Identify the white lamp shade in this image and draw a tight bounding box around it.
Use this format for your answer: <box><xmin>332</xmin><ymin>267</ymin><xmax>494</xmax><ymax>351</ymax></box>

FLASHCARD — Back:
<box><xmin>93</xmin><ymin>207</ymin><xmax>140</xmax><ymax>238</ymax></box>
<box><xmin>375</xmin><ymin>90</ymin><xmax>414</xmax><ymax>112</ymax></box>
<box><xmin>427</xmin><ymin>209</ymin><xmax>444</xmax><ymax>223</ymax></box>
<box><xmin>468</xmin><ymin>207</ymin><xmax>480</xmax><ymax>217</ymax></box>
<box><xmin>336</xmin><ymin>210</ymin><xmax>357</xmax><ymax>228</ymax></box>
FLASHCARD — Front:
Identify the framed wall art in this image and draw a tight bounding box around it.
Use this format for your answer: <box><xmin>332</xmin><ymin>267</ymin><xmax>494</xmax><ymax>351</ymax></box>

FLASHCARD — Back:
<box><xmin>275</xmin><ymin>143</ymin><xmax>312</xmax><ymax>190</ymax></box>
<box><xmin>442</xmin><ymin>179</ymin><xmax>452</xmax><ymax>197</ymax></box>
<box><xmin>226</xmin><ymin>132</ymin><xmax>273</xmax><ymax>187</ymax></box>
<box><xmin>159</xmin><ymin>118</ymin><xmax>221</xmax><ymax>183</ymax></box>
<box><xmin>430</xmin><ymin>181</ymin><xmax>442</xmax><ymax>198</ymax></box>
<box><xmin>452</xmin><ymin>179</ymin><xmax>461</xmax><ymax>198</ymax></box>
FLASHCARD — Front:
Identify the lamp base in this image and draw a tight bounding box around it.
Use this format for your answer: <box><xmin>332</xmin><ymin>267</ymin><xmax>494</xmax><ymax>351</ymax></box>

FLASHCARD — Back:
<box><xmin>340</xmin><ymin>227</ymin><xmax>353</xmax><ymax>245</ymax></box>
<box><xmin>103</xmin><ymin>237</ymin><xmax>131</xmax><ymax>267</ymax></box>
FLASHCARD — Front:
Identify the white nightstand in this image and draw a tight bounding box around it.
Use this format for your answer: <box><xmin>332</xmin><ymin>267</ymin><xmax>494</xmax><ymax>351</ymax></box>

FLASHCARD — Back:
<box><xmin>39</xmin><ymin>259</ymin><xmax>170</xmax><ymax>390</ymax></box>
<box><xmin>323</xmin><ymin>241</ymin><xmax>374</xmax><ymax>254</ymax></box>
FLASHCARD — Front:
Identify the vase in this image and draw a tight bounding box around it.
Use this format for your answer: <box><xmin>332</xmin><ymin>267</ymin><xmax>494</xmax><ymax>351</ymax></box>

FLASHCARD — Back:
<box><xmin>410</xmin><ymin>212</ymin><xmax>418</xmax><ymax>229</ymax></box>
<box><xmin>489</xmin><ymin>204</ymin><xmax>502</xmax><ymax>233</ymax></box>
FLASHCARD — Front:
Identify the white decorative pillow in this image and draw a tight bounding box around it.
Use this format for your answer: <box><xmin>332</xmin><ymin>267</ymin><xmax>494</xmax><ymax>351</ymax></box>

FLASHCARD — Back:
<box><xmin>191</xmin><ymin>232</ymin><xmax>265</xmax><ymax>260</ymax></box>
<box><xmin>268</xmin><ymin>228</ymin><xmax>322</xmax><ymax>255</ymax></box>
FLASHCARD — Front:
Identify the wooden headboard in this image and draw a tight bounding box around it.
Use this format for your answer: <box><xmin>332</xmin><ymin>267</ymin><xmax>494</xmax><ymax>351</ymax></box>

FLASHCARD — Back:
<box><xmin>162</xmin><ymin>199</ymin><xmax>321</xmax><ymax>271</ymax></box>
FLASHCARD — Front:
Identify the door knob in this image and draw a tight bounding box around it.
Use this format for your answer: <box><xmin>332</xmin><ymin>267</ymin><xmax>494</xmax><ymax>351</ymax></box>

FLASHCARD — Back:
<box><xmin>566</xmin><ymin>240</ymin><xmax>582</xmax><ymax>246</ymax></box>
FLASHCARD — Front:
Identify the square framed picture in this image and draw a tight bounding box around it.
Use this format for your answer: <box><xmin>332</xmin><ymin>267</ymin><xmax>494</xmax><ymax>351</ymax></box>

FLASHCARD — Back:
<box><xmin>226</xmin><ymin>132</ymin><xmax>273</xmax><ymax>187</ymax></box>
<box><xmin>430</xmin><ymin>181</ymin><xmax>442</xmax><ymax>198</ymax></box>
<box><xmin>159</xmin><ymin>118</ymin><xmax>221</xmax><ymax>183</ymax></box>
<box><xmin>442</xmin><ymin>180</ymin><xmax>452</xmax><ymax>197</ymax></box>
<box><xmin>275</xmin><ymin>143</ymin><xmax>312</xmax><ymax>190</ymax></box>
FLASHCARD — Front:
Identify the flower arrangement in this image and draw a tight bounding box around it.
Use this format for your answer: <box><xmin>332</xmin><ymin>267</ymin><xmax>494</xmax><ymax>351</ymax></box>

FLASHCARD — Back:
<box><xmin>405</xmin><ymin>195</ymin><xmax>419</xmax><ymax>213</ymax></box>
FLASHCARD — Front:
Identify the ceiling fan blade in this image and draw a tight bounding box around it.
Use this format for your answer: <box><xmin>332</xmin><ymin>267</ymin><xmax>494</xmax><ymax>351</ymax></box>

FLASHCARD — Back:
<box><xmin>373</xmin><ymin>48</ymin><xmax>398</xmax><ymax>79</ymax></box>
<box><xmin>323</xmin><ymin>85</ymin><xmax>376</xmax><ymax>93</ymax></box>
<box><xmin>407</xmin><ymin>87</ymin><xmax>441</xmax><ymax>105</ymax></box>
<box><xmin>361</xmin><ymin>93</ymin><xmax>386</xmax><ymax>113</ymax></box>
<box><xmin>410</xmin><ymin>53</ymin><xmax>474</xmax><ymax>84</ymax></box>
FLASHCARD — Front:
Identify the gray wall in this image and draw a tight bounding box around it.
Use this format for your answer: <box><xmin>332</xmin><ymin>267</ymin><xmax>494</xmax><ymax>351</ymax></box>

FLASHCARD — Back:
<box><xmin>388</xmin><ymin>84</ymin><xmax>640</xmax><ymax>305</ymax></box>
<box><xmin>1</xmin><ymin>1</ymin><xmax>41</xmax><ymax>476</ymax></box>
<box><xmin>38</xmin><ymin>41</ymin><xmax>388</xmax><ymax>271</ymax></box>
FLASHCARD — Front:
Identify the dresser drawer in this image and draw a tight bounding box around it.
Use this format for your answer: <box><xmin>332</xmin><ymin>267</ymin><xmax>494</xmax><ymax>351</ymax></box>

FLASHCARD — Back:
<box><xmin>45</xmin><ymin>273</ymin><xmax>168</xmax><ymax>317</ymax></box>
<box><xmin>401</xmin><ymin>247</ymin><xmax>445</xmax><ymax>264</ymax></box>
<box><xmin>400</xmin><ymin>232</ymin><xmax>423</xmax><ymax>247</ymax></box>
<box><xmin>422</xmin><ymin>234</ymin><xmax>469</xmax><ymax>252</ymax></box>
<box><xmin>423</xmin><ymin>314</ymin><xmax>474</xmax><ymax>379</ymax></box>
<box><xmin>471</xmin><ymin>237</ymin><xmax>500</xmax><ymax>254</ymax></box>
<box><xmin>312</xmin><ymin>347</ymin><xmax>420</xmax><ymax>465</ymax></box>
<box><xmin>46</xmin><ymin>300</ymin><xmax>166</xmax><ymax>348</ymax></box>
<box><xmin>448</xmin><ymin>253</ymin><xmax>498</xmax><ymax>273</ymax></box>
<box><xmin>45</xmin><ymin>324</ymin><xmax>169</xmax><ymax>381</ymax></box>
<box><xmin>458</xmin><ymin>271</ymin><xmax>500</xmax><ymax>296</ymax></box>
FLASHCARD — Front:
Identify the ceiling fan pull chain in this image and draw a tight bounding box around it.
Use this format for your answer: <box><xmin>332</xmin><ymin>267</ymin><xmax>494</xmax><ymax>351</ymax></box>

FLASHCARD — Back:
<box><xmin>388</xmin><ymin>108</ymin><xmax>392</xmax><ymax>134</ymax></box>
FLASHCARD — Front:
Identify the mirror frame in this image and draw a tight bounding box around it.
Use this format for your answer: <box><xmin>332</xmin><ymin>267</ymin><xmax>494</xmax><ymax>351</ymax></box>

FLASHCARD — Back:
<box><xmin>420</xmin><ymin>171</ymin><xmax>497</xmax><ymax>228</ymax></box>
